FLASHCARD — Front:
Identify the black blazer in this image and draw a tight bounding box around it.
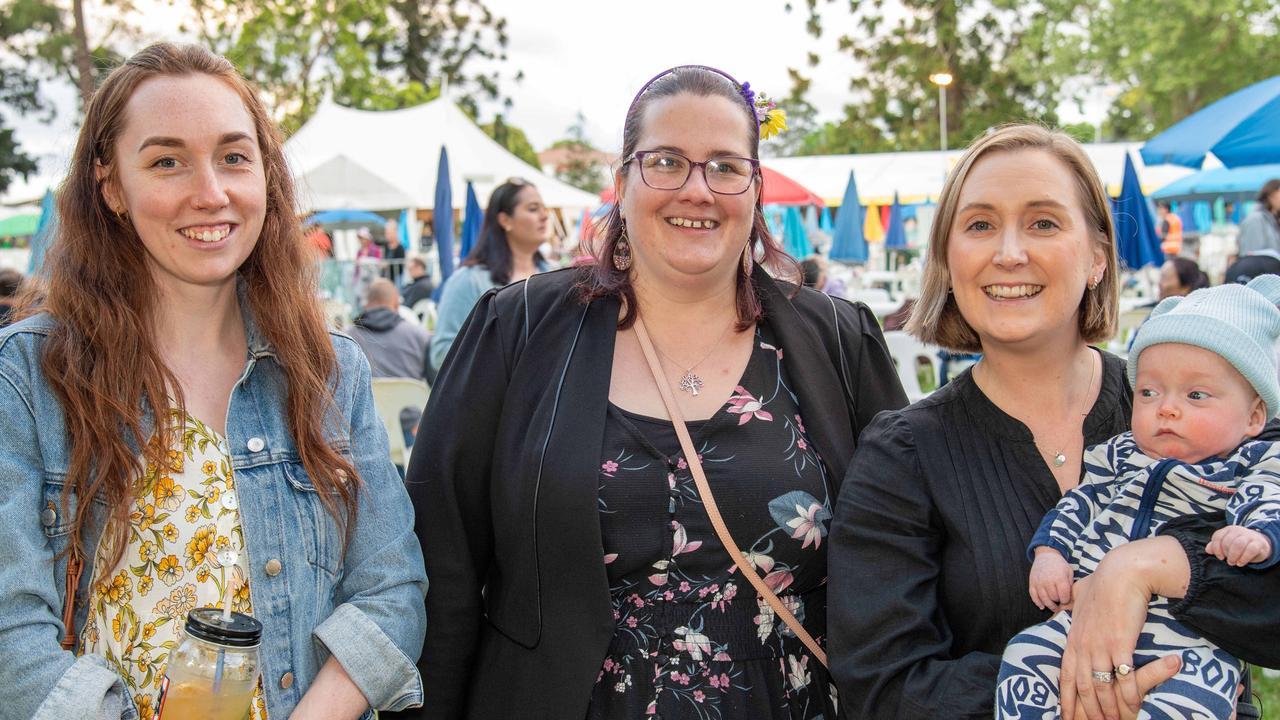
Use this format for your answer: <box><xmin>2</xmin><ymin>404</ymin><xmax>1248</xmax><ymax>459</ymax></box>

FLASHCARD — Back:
<box><xmin>400</xmin><ymin>266</ymin><xmax>907</xmax><ymax>719</ymax></box>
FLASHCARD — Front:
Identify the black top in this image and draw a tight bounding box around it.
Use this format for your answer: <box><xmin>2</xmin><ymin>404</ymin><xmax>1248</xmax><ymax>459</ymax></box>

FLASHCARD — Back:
<box><xmin>400</xmin><ymin>266</ymin><xmax>907</xmax><ymax>720</ymax></box>
<box><xmin>829</xmin><ymin>350</ymin><xmax>1280</xmax><ymax>719</ymax></box>
<box><xmin>589</xmin><ymin>325</ymin><xmax>835</xmax><ymax>719</ymax></box>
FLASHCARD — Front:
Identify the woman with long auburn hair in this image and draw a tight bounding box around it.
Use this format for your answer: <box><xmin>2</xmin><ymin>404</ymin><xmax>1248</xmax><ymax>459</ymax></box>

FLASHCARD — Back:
<box><xmin>0</xmin><ymin>43</ymin><xmax>425</xmax><ymax>719</ymax></box>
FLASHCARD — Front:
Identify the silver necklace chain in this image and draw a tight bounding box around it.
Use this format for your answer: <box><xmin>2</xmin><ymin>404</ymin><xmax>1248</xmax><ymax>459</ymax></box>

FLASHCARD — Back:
<box><xmin>649</xmin><ymin>319</ymin><xmax>736</xmax><ymax>397</ymax></box>
<box><xmin>1039</xmin><ymin>352</ymin><xmax>1097</xmax><ymax>468</ymax></box>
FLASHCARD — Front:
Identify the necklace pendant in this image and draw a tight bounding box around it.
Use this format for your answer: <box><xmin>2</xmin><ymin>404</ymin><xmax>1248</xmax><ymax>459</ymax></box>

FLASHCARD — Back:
<box><xmin>1053</xmin><ymin>452</ymin><xmax>1067</xmax><ymax>467</ymax></box>
<box><xmin>678</xmin><ymin>370</ymin><xmax>704</xmax><ymax>396</ymax></box>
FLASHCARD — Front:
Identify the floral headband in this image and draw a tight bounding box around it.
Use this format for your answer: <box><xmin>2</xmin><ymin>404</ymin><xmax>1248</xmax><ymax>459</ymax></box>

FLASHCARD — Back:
<box><xmin>628</xmin><ymin>65</ymin><xmax>788</xmax><ymax>141</ymax></box>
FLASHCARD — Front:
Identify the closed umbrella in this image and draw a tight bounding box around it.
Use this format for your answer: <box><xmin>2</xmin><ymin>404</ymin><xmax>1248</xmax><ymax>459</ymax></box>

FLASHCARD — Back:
<box><xmin>460</xmin><ymin>181</ymin><xmax>482</xmax><ymax>259</ymax></box>
<box><xmin>884</xmin><ymin>192</ymin><xmax>907</xmax><ymax>250</ymax></box>
<box><xmin>819</xmin><ymin>206</ymin><xmax>833</xmax><ymax>234</ymax></box>
<box><xmin>782</xmin><ymin>206</ymin><xmax>811</xmax><ymax>259</ymax></box>
<box><xmin>1112</xmin><ymin>153</ymin><xmax>1162</xmax><ymax>269</ymax></box>
<box><xmin>829</xmin><ymin>171</ymin><xmax>866</xmax><ymax>262</ymax></box>
<box><xmin>1140</xmin><ymin>75</ymin><xmax>1280</xmax><ymax>169</ymax></box>
<box><xmin>432</xmin><ymin>146</ymin><xmax>455</xmax><ymax>300</ymax></box>
<box><xmin>864</xmin><ymin>204</ymin><xmax>885</xmax><ymax>243</ymax></box>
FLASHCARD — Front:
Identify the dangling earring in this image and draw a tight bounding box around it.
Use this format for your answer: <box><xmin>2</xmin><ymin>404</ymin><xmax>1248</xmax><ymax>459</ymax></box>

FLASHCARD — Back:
<box><xmin>742</xmin><ymin>240</ymin><xmax>754</xmax><ymax>276</ymax></box>
<box><xmin>1088</xmin><ymin>274</ymin><xmax>1100</xmax><ymax>291</ymax></box>
<box><xmin>612</xmin><ymin>225</ymin><xmax>633</xmax><ymax>271</ymax></box>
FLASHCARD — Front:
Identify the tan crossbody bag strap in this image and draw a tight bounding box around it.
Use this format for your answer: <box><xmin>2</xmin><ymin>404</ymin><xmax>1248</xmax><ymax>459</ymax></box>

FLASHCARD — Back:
<box><xmin>632</xmin><ymin>317</ymin><xmax>828</xmax><ymax>668</ymax></box>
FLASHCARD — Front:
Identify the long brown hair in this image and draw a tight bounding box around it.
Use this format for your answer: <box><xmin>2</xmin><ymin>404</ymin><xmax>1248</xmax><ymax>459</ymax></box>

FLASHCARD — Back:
<box><xmin>578</xmin><ymin>66</ymin><xmax>798</xmax><ymax>329</ymax></box>
<box><xmin>19</xmin><ymin>43</ymin><xmax>358</xmax><ymax>566</ymax></box>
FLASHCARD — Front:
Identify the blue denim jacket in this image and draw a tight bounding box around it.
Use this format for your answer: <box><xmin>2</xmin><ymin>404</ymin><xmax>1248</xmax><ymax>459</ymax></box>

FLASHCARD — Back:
<box><xmin>0</xmin><ymin>307</ymin><xmax>427</xmax><ymax>720</ymax></box>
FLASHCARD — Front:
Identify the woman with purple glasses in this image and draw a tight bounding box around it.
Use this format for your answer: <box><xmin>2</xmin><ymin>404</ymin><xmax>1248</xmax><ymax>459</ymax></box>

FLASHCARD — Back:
<box><xmin>400</xmin><ymin>66</ymin><xmax>906</xmax><ymax>719</ymax></box>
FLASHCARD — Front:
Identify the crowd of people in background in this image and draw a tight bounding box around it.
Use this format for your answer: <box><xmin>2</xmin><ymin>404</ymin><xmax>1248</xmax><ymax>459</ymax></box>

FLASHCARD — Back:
<box><xmin>3</xmin><ymin>41</ymin><xmax>1280</xmax><ymax>720</ymax></box>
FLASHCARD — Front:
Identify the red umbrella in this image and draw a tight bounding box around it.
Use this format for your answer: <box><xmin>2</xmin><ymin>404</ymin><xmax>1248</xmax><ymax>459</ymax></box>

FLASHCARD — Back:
<box><xmin>599</xmin><ymin>166</ymin><xmax>823</xmax><ymax>206</ymax></box>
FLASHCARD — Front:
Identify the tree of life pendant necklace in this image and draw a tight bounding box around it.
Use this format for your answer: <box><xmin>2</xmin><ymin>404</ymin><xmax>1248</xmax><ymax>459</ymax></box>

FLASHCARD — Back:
<box><xmin>650</xmin><ymin>319</ymin><xmax>736</xmax><ymax>397</ymax></box>
<box><xmin>1041</xmin><ymin>352</ymin><xmax>1097</xmax><ymax>467</ymax></box>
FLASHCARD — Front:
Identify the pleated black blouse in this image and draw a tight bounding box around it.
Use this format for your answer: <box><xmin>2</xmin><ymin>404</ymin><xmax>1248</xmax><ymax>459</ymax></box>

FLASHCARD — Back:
<box><xmin>829</xmin><ymin>348</ymin><xmax>1280</xmax><ymax>720</ymax></box>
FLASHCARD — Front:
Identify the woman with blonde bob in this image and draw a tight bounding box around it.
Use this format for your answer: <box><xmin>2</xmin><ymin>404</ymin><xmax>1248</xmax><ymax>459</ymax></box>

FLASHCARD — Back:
<box><xmin>0</xmin><ymin>43</ymin><xmax>425</xmax><ymax>719</ymax></box>
<box><xmin>828</xmin><ymin>124</ymin><xmax>1280</xmax><ymax>720</ymax></box>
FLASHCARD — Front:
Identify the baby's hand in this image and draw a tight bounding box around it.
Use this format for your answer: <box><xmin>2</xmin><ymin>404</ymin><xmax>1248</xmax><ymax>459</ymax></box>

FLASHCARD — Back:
<box><xmin>1206</xmin><ymin>525</ymin><xmax>1273</xmax><ymax>567</ymax></box>
<box><xmin>1028</xmin><ymin>547</ymin><xmax>1074</xmax><ymax>612</ymax></box>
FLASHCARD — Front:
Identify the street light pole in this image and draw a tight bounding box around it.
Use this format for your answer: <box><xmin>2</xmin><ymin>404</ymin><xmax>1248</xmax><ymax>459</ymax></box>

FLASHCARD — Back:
<box><xmin>929</xmin><ymin>72</ymin><xmax>954</xmax><ymax>151</ymax></box>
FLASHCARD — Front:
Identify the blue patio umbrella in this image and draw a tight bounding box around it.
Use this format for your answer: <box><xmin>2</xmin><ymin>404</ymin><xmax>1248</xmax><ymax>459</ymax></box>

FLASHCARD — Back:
<box><xmin>1152</xmin><ymin>163</ymin><xmax>1280</xmax><ymax>203</ymax></box>
<box><xmin>829</xmin><ymin>171</ymin><xmax>866</xmax><ymax>262</ymax></box>
<box><xmin>432</xmin><ymin>146</ymin><xmax>455</xmax><ymax>301</ymax></box>
<box><xmin>304</xmin><ymin>209</ymin><xmax>387</xmax><ymax>226</ymax></box>
<box><xmin>884</xmin><ymin>192</ymin><xmax>907</xmax><ymax>250</ymax></box>
<box><xmin>819</xmin><ymin>206</ymin><xmax>833</xmax><ymax>233</ymax></box>
<box><xmin>28</xmin><ymin>190</ymin><xmax>57</xmax><ymax>277</ymax></box>
<box><xmin>460</xmin><ymin>181</ymin><xmax>482</xmax><ymax>259</ymax></box>
<box><xmin>1140</xmin><ymin>75</ymin><xmax>1280</xmax><ymax>169</ymax></box>
<box><xmin>1112</xmin><ymin>153</ymin><xmax>1162</xmax><ymax>269</ymax></box>
<box><xmin>782</xmin><ymin>206</ymin><xmax>811</xmax><ymax>259</ymax></box>
<box><xmin>398</xmin><ymin>209</ymin><xmax>411</xmax><ymax>250</ymax></box>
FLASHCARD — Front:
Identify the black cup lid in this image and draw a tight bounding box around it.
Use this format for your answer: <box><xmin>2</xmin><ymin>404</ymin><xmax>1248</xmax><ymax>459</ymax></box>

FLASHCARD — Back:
<box><xmin>184</xmin><ymin>608</ymin><xmax>263</xmax><ymax>648</ymax></box>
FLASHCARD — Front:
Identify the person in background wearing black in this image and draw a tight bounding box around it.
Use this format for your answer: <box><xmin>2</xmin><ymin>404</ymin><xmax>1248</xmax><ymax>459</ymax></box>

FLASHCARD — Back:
<box><xmin>401</xmin><ymin>256</ymin><xmax>435</xmax><ymax>309</ymax></box>
<box><xmin>384</xmin><ymin>218</ymin><xmax>406</xmax><ymax>285</ymax></box>
<box><xmin>0</xmin><ymin>269</ymin><xmax>22</xmax><ymax>327</ymax></box>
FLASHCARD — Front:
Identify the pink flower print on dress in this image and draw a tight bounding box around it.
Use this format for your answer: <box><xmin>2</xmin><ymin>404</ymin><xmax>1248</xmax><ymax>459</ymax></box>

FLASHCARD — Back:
<box><xmin>759</xmin><ymin>341</ymin><xmax>784</xmax><ymax>360</ymax></box>
<box><xmin>670</xmin><ymin>520</ymin><xmax>702</xmax><ymax>556</ymax></box>
<box><xmin>726</xmin><ymin>386</ymin><xmax>773</xmax><ymax>425</ymax></box>
<box><xmin>603</xmin><ymin>552</ymin><xmax>619</xmax><ymax>565</ymax></box>
<box><xmin>601</xmin><ymin>460</ymin><xmax>619</xmax><ymax>475</ymax></box>
<box><xmin>673</xmin><ymin>626</ymin><xmax>712</xmax><ymax>660</ymax></box>
<box><xmin>787</xmin><ymin>502</ymin><xmax>826</xmax><ymax>549</ymax></box>
<box><xmin>794</xmin><ymin>414</ymin><xmax>806</xmax><ymax>434</ymax></box>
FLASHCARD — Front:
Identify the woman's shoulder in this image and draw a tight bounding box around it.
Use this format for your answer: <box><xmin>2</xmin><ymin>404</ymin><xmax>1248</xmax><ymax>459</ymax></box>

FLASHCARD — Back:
<box><xmin>487</xmin><ymin>266</ymin><xmax>586</xmax><ymax>320</ymax></box>
<box><xmin>0</xmin><ymin>313</ymin><xmax>56</xmax><ymax>367</ymax></box>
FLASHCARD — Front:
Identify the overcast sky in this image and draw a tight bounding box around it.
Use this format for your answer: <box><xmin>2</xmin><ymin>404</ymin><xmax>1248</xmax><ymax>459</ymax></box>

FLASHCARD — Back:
<box><xmin>1</xmin><ymin>0</ymin><xmax>1096</xmax><ymax>203</ymax></box>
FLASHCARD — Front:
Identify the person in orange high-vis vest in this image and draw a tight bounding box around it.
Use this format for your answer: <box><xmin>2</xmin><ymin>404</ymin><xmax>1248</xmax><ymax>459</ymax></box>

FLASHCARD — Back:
<box><xmin>1157</xmin><ymin>201</ymin><xmax>1184</xmax><ymax>257</ymax></box>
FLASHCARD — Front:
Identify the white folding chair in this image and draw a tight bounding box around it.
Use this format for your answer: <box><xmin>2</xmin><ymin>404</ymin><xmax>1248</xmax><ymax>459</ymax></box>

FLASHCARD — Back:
<box><xmin>370</xmin><ymin>378</ymin><xmax>431</xmax><ymax>467</ymax></box>
<box><xmin>882</xmin><ymin>331</ymin><xmax>940</xmax><ymax>403</ymax></box>
<box><xmin>412</xmin><ymin>298</ymin><xmax>438</xmax><ymax>334</ymax></box>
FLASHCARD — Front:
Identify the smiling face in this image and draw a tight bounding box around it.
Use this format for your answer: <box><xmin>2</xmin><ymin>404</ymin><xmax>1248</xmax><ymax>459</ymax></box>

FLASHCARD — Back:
<box><xmin>616</xmin><ymin>92</ymin><xmax>759</xmax><ymax>290</ymax></box>
<box><xmin>101</xmin><ymin>73</ymin><xmax>266</xmax><ymax>297</ymax></box>
<box><xmin>499</xmin><ymin>185</ymin><xmax>549</xmax><ymax>252</ymax></box>
<box><xmin>945</xmin><ymin>148</ymin><xmax>1107</xmax><ymax>351</ymax></box>
<box><xmin>1132</xmin><ymin>343</ymin><xmax>1266</xmax><ymax>462</ymax></box>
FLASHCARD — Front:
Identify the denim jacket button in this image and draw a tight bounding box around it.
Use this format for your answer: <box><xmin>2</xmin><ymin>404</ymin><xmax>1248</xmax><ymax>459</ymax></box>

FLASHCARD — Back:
<box><xmin>246</xmin><ymin>437</ymin><xmax>266</xmax><ymax>453</ymax></box>
<box><xmin>41</xmin><ymin>506</ymin><xmax>56</xmax><ymax>527</ymax></box>
<box><xmin>265</xmin><ymin>558</ymin><xmax>282</xmax><ymax>576</ymax></box>
<box><xmin>280</xmin><ymin>671</ymin><xmax>294</xmax><ymax>689</ymax></box>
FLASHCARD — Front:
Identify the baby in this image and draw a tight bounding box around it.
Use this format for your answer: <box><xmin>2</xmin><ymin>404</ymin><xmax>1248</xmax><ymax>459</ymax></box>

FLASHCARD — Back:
<box><xmin>996</xmin><ymin>275</ymin><xmax>1280</xmax><ymax>719</ymax></box>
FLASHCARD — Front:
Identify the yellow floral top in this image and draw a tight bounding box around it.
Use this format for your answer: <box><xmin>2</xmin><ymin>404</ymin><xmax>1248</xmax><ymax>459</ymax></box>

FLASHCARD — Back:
<box><xmin>81</xmin><ymin>412</ymin><xmax>268</xmax><ymax>720</ymax></box>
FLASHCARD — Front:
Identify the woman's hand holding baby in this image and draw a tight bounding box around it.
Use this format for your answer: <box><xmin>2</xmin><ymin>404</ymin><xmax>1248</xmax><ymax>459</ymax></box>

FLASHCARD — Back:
<box><xmin>1207</xmin><ymin>525</ymin><xmax>1272</xmax><ymax>566</ymax></box>
<box><xmin>1029</xmin><ymin>546</ymin><xmax>1075</xmax><ymax>612</ymax></box>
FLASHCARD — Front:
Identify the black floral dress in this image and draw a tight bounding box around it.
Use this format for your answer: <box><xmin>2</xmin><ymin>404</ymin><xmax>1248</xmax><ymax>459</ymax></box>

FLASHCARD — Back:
<box><xmin>587</xmin><ymin>324</ymin><xmax>837</xmax><ymax>720</ymax></box>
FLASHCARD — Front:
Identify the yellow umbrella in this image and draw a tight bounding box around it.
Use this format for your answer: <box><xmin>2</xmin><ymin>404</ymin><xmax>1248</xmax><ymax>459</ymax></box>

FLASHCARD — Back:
<box><xmin>864</xmin><ymin>204</ymin><xmax>885</xmax><ymax>243</ymax></box>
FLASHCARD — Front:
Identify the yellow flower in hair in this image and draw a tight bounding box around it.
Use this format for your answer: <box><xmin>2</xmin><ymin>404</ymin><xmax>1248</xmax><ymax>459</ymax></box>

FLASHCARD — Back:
<box><xmin>761</xmin><ymin>108</ymin><xmax>788</xmax><ymax>140</ymax></box>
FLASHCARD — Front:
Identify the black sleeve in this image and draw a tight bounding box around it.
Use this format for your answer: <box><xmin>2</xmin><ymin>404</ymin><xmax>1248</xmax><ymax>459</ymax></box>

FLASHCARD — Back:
<box><xmin>829</xmin><ymin>412</ymin><xmax>1000</xmax><ymax>720</ymax></box>
<box><xmin>1160</xmin><ymin>511</ymin><xmax>1280</xmax><ymax>668</ymax></box>
<box><xmin>841</xmin><ymin>300</ymin><xmax>910</xmax><ymax>433</ymax></box>
<box><xmin>403</xmin><ymin>290</ymin><xmax>510</xmax><ymax>719</ymax></box>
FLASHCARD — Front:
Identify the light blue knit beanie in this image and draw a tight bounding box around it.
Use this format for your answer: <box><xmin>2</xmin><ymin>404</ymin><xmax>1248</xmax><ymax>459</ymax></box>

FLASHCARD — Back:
<box><xmin>1128</xmin><ymin>275</ymin><xmax>1280</xmax><ymax>418</ymax></box>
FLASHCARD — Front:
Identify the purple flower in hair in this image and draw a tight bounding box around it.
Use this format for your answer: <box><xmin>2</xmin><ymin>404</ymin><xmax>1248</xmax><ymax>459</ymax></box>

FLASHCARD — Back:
<box><xmin>738</xmin><ymin>81</ymin><xmax>757</xmax><ymax>110</ymax></box>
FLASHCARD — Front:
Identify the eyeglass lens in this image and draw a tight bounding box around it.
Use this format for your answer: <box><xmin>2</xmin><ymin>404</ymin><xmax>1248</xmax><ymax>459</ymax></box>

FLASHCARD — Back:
<box><xmin>637</xmin><ymin>151</ymin><xmax>755</xmax><ymax>194</ymax></box>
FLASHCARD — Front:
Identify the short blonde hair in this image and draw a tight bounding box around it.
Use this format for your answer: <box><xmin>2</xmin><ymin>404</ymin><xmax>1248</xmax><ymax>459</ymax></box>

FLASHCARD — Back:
<box><xmin>906</xmin><ymin>124</ymin><xmax>1118</xmax><ymax>352</ymax></box>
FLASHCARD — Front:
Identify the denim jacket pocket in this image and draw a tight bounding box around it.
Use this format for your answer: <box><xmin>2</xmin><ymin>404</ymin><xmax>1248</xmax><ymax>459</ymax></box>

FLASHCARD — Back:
<box><xmin>41</xmin><ymin>475</ymin><xmax>106</xmax><ymax>540</ymax></box>
<box><xmin>281</xmin><ymin>461</ymin><xmax>342</xmax><ymax>577</ymax></box>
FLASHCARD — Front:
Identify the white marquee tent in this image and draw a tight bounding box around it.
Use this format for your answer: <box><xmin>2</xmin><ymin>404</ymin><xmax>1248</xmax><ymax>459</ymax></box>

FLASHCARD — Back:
<box><xmin>286</xmin><ymin>98</ymin><xmax>600</xmax><ymax>212</ymax></box>
<box><xmin>764</xmin><ymin>142</ymin><xmax>1215</xmax><ymax>207</ymax></box>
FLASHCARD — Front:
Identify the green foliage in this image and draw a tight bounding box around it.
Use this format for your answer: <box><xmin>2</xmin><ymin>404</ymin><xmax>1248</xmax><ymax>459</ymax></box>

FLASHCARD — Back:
<box><xmin>1073</xmin><ymin>0</ymin><xmax>1280</xmax><ymax>140</ymax></box>
<box><xmin>187</xmin><ymin>0</ymin><xmax>512</xmax><ymax>135</ymax></box>
<box><xmin>550</xmin><ymin>112</ymin><xmax>605</xmax><ymax>193</ymax></box>
<box><xmin>0</xmin><ymin>124</ymin><xmax>37</xmax><ymax>194</ymax></box>
<box><xmin>481</xmin><ymin>114</ymin><xmax>539</xmax><ymax>169</ymax></box>
<box><xmin>787</xmin><ymin>0</ymin><xmax>1071</xmax><ymax>154</ymax></box>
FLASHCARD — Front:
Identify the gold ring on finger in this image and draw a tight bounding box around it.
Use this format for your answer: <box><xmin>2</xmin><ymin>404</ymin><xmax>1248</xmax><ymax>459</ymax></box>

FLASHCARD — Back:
<box><xmin>1115</xmin><ymin>663</ymin><xmax>1133</xmax><ymax>677</ymax></box>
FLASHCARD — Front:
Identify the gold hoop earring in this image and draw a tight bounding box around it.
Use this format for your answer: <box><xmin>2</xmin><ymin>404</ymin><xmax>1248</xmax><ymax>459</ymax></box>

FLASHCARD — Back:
<box><xmin>612</xmin><ymin>225</ymin><xmax>632</xmax><ymax>272</ymax></box>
